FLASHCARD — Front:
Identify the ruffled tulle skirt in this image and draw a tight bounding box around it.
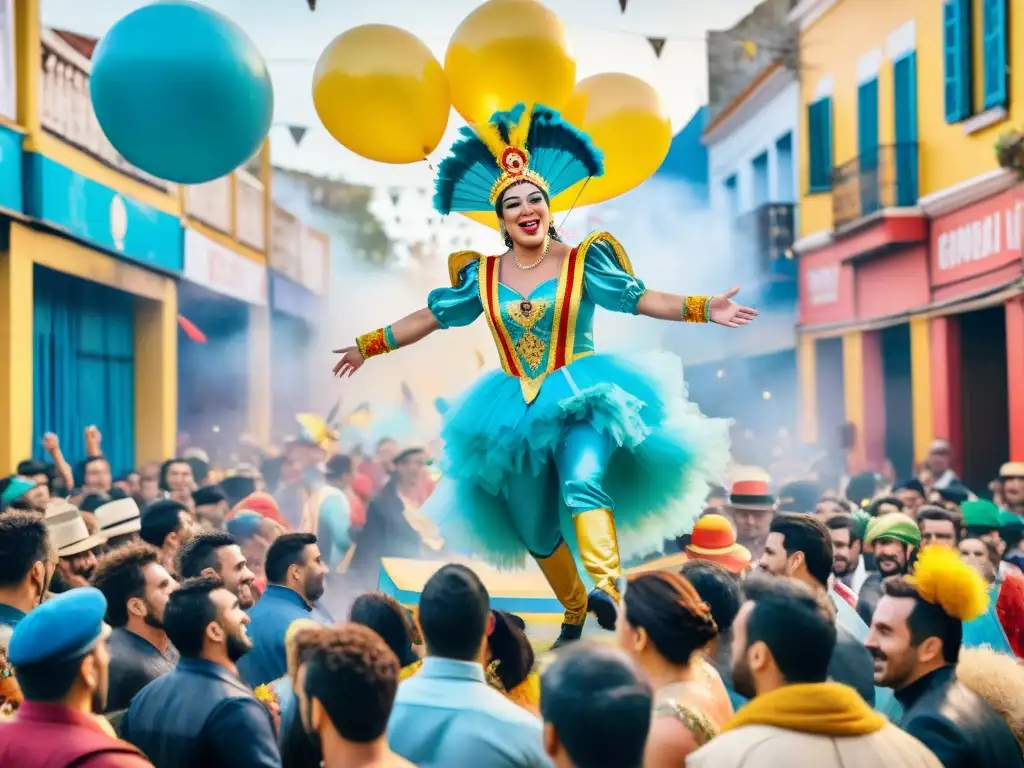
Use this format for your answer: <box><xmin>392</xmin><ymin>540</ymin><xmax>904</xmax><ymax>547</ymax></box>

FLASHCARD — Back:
<box><xmin>424</xmin><ymin>351</ymin><xmax>731</xmax><ymax>569</ymax></box>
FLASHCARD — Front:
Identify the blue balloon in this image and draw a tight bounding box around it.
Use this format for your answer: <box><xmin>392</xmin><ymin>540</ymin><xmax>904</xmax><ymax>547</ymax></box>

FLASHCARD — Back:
<box><xmin>90</xmin><ymin>1</ymin><xmax>274</xmax><ymax>185</ymax></box>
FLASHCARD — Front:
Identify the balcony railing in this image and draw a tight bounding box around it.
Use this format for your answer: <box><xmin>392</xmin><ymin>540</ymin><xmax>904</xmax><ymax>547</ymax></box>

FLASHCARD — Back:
<box><xmin>185</xmin><ymin>175</ymin><xmax>232</xmax><ymax>233</ymax></box>
<box><xmin>736</xmin><ymin>202</ymin><xmax>796</xmax><ymax>275</ymax></box>
<box><xmin>831</xmin><ymin>143</ymin><xmax>919</xmax><ymax>230</ymax></box>
<box><xmin>236</xmin><ymin>171</ymin><xmax>266</xmax><ymax>251</ymax></box>
<box><xmin>40</xmin><ymin>30</ymin><xmax>171</xmax><ymax>191</ymax></box>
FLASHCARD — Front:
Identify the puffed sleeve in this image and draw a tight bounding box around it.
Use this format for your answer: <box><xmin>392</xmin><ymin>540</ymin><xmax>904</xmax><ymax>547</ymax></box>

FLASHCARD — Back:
<box><xmin>583</xmin><ymin>237</ymin><xmax>647</xmax><ymax>315</ymax></box>
<box><xmin>427</xmin><ymin>259</ymin><xmax>484</xmax><ymax>329</ymax></box>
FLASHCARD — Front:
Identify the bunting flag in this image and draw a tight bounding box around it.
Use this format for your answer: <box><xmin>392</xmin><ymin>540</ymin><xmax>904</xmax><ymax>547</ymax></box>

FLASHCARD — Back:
<box><xmin>307</xmin><ymin>0</ymin><xmax>316</xmax><ymax>9</ymax></box>
<box><xmin>287</xmin><ymin>125</ymin><xmax>308</xmax><ymax>146</ymax></box>
<box><xmin>742</xmin><ymin>40</ymin><xmax>758</xmax><ymax>59</ymax></box>
<box><xmin>618</xmin><ymin>0</ymin><xmax>627</xmax><ymax>11</ymax></box>
<box><xmin>648</xmin><ymin>37</ymin><xmax>666</xmax><ymax>58</ymax></box>
<box><xmin>177</xmin><ymin>315</ymin><xmax>207</xmax><ymax>344</ymax></box>
<box><xmin>390</xmin><ymin>189</ymin><xmax>400</xmax><ymax>206</ymax></box>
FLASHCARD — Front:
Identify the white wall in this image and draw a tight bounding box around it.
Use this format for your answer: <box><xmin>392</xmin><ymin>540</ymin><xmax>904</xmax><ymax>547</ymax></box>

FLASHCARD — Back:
<box><xmin>707</xmin><ymin>78</ymin><xmax>800</xmax><ymax>220</ymax></box>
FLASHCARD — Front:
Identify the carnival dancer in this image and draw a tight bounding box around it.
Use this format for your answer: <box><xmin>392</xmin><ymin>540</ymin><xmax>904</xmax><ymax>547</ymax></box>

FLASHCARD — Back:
<box><xmin>333</xmin><ymin>104</ymin><xmax>754</xmax><ymax>646</ymax></box>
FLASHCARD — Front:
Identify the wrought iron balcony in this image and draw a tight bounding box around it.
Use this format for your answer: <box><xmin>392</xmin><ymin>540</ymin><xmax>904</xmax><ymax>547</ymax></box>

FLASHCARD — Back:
<box><xmin>831</xmin><ymin>143</ymin><xmax>919</xmax><ymax>230</ymax></box>
<box><xmin>735</xmin><ymin>202</ymin><xmax>796</xmax><ymax>274</ymax></box>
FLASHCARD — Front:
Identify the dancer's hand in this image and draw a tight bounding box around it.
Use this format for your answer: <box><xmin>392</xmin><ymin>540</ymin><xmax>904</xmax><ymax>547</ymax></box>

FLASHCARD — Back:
<box><xmin>709</xmin><ymin>287</ymin><xmax>758</xmax><ymax>328</ymax></box>
<box><xmin>332</xmin><ymin>346</ymin><xmax>365</xmax><ymax>378</ymax></box>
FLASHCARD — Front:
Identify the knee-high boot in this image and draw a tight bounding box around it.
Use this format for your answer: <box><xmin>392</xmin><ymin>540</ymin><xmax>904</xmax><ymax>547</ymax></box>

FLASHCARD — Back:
<box><xmin>573</xmin><ymin>508</ymin><xmax>622</xmax><ymax>630</ymax></box>
<box><xmin>535</xmin><ymin>541</ymin><xmax>588</xmax><ymax>648</ymax></box>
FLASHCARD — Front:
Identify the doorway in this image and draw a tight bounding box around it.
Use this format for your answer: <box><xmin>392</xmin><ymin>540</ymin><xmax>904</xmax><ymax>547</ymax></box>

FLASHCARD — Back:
<box><xmin>880</xmin><ymin>324</ymin><xmax>914</xmax><ymax>479</ymax></box>
<box><xmin>959</xmin><ymin>306</ymin><xmax>1009</xmax><ymax>491</ymax></box>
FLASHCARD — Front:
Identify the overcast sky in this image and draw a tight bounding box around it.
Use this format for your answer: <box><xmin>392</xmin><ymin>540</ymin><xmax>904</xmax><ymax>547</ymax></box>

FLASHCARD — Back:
<box><xmin>44</xmin><ymin>0</ymin><xmax>761</xmax><ymax>189</ymax></box>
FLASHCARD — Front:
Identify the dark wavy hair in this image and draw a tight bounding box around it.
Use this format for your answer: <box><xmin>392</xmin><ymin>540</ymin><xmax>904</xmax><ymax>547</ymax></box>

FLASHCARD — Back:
<box><xmin>623</xmin><ymin>571</ymin><xmax>718</xmax><ymax>665</ymax></box>
<box><xmin>487</xmin><ymin>610</ymin><xmax>534</xmax><ymax>692</ymax></box>
<box><xmin>349</xmin><ymin>592</ymin><xmax>419</xmax><ymax>668</ymax></box>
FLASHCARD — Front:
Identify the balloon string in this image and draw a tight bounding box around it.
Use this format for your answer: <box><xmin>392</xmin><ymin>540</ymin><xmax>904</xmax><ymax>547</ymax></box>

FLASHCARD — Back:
<box><xmin>557</xmin><ymin>177</ymin><xmax>591</xmax><ymax>232</ymax></box>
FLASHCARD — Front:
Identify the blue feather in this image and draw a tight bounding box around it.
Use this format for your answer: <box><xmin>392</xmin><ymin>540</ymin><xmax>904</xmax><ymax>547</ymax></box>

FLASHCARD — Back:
<box><xmin>433</xmin><ymin>102</ymin><xmax>605</xmax><ymax>215</ymax></box>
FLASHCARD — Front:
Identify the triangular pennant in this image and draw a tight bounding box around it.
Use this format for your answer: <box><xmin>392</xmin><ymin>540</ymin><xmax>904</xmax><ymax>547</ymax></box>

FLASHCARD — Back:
<box><xmin>287</xmin><ymin>125</ymin><xmax>308</xmax><ymax>146</ymax></box>
<box><xmin>648</xmin><ymin>37</ymin><xmax>666</xmax><ymax>58</ymax></box>
<box><xmin>390</xmin><ymin>189</ymin><xmax>400</xmax><ymax>206</ymax></box>
<box><xmin>618</xmin><ymin>0</ymin><xmax>628</xmax><ymax>11</ymax></box>
<box><xmin>307</xmin><ymin>0</ymin><xmax>316</xmax><ymax>9</ymax></box>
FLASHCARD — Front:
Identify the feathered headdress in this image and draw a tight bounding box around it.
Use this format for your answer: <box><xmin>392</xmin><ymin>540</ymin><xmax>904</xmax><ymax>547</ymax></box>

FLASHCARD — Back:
<box><xmin>433</xmin><ymin>103</ymin><xmax>604</xmax><ymax>215</ymax></box>
<box><xmin>910</xmin><ymin>545</ymin><xmax>989</xmax><ymax>623</ymax></box>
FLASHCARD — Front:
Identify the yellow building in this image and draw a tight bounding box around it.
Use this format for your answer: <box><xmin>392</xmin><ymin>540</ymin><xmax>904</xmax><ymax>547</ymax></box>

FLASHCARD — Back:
<box><xmin>793</xmin><ymin>0</ymin><xmax>1023</xmax><ymax>487</ymax></box>
<box><xmin>0</xmin><ymin>1</ymin><xmax>329</xmax><ymax>478</ymax></box>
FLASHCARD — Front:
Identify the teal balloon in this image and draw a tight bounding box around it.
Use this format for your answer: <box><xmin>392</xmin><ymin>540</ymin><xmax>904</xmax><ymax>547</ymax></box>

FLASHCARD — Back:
<box><xmin>90</xmin><ymin>1</ymin><xmax>273</xmax><ymax>185</ymax></box>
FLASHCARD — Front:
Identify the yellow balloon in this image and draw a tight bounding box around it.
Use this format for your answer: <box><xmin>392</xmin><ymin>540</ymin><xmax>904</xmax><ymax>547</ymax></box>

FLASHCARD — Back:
<box><xmin>460</xmin><ymin>210</ymin><xmax>500</xmax><ymax>231</ymax></box>
<box><xmin>313</xmin><ymin>25</ymin><xmax>450</xmax><ymax>164</ymax></box>
<box><xmin>445</xmin><ymin>0</ymin><xmax>576</xmax><ymax>125</ymax></box>
<box><xmin>553</xmin><ymin>73</ymin><xmax>672</xmax><ymax>208</ymax></box>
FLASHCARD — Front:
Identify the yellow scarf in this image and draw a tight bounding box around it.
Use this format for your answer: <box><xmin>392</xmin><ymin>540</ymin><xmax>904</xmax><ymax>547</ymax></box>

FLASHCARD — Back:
<box><xmin>724</xmin><ymin>683</ymin><xmax>886</xmax><ymax>737</ymax></box>
<box><xmin>400</xmin><ymin>660</ymin><xmax>423</xmax><ymax>681</ymax></box>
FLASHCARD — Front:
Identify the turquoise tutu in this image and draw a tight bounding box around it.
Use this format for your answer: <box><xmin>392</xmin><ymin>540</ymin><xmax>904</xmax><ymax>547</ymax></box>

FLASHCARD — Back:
<box><xmin>425</xmin><ymin>350</ymin><xmax>732</xmax><ymax>569</ymax></box>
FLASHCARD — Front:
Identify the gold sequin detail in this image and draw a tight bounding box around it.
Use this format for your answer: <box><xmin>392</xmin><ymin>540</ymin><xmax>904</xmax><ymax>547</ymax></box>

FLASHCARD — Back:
<box><xmin>506</xmin><ymin>299</ymin><xmax>549</xmax><ymax>372</ymax></box>
<box><xmin>683</xmin><ymin>295</ymin><xmax>710</xmax><ymax>323</ymax></box>
<box><xmin>654</xmin><ymin>699</ymin><xmax>718</xmax><ymax>746</ymax></box>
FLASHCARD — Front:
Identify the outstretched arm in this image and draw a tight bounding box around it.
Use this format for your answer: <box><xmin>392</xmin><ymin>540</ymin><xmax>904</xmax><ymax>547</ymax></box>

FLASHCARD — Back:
<box><xmin>637</xmin><ymin>286</ymin><xmax>758</xmax><ymax>328</ymax></box>
<box><xmin>332</xmin><ymin>308</ymin><xmax>439</xmax><ymax>378</ymax></box>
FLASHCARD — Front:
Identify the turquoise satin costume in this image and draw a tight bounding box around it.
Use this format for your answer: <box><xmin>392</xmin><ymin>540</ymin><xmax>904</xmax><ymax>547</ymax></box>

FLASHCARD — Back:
<box><xmin>422</xmin><ymin>232</ymin><xmax>730</xmax><ymax>598</ymax></box>
<box><xmin>360</xmin><ymin>102</ymin><xmax>732</xmax><ymax>640</ymax></box>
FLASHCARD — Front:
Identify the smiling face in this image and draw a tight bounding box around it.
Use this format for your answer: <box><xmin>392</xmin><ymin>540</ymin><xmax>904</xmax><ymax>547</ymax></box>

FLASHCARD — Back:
<box><xmin>498</xmin><ymin>182</ymin><xmax>550</xmax><ymax>247</ymax></box>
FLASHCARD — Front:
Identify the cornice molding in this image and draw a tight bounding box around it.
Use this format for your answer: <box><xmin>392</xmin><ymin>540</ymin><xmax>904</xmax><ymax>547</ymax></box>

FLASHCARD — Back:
<box><xmin>917</xmin><ymin>169</ymin><xmax>1016</xmax><ymax>217</ymax></box>
<box><xmin>788</xmin><ymin>0</ymin><xmax>840</xmax><ymax>31</ymax></box>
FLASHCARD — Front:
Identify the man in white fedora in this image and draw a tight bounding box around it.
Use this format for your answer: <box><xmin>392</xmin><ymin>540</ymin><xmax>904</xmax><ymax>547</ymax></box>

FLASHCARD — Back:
<box><xmin>93</xmin><ymin>498</ymin><xmax>142</xmax><ymax>551</ymax></box>
<box><xmin>44</xmin><ymin>502</ymin><xmax>106</xmax><ymax>593</ymax></box>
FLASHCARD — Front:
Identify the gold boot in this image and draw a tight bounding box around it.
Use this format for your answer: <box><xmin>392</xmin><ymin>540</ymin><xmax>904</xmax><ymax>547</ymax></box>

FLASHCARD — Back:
<box><xmin>536</xmin><ymin>541</ymin><xmax>588</xmax><ymax>648</ymax></box>
<box><xmin>574</xmin><ymin>508</ymin><xmax>622</xmax><ymax>630</ymax></box>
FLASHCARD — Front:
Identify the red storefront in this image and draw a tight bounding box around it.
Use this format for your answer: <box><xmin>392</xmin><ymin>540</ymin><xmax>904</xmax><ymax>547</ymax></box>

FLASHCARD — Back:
<box><xmin>798</xmin><ymin>183</ymin><xmax>1024</xmax><ymax>489</ymax></box>
<box><xmin>927</xmin><ymin>184</ymin><xmax>1024</xmax><ymax>488</ymax></box>
<box><xmin>798</xmin><ymin>214</ymin><xmax>929</xmax><ymax>478</ymax></box>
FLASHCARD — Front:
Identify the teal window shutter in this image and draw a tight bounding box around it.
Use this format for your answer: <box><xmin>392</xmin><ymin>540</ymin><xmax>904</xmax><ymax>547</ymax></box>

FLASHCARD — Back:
<box><xmin>943</xmin><ymin>0</ymin><xmax>972</xmax><ymax>122</ymax></box>
<box><xmin>857</xmin><ymin>78</ymin><xmax>880</xmax><ymax>214</ymax></box>
<box><xmin>807</xmin><ymin>97</ymin><xmax>833</xmax><ymax>192</ymax></box>
<box><xmin>982</xmin><ymin>0</ymin><xmax>1008</xmax><ymax>109</ymax></box>
<box><xmin>893</xmin><ymin>52</ymin><xmax>919</xmax><ymax>206</ymax></box>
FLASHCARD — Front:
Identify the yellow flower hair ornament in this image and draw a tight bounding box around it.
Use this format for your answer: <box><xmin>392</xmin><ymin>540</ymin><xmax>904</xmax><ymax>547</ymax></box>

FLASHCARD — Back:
<box><xmin>909</xmin><ymin>545</ymin><xmax>989</xmax><ymax>622</ymax></box>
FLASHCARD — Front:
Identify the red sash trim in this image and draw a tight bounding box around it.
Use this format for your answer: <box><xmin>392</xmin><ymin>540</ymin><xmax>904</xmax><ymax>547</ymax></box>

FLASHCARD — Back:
<box><xmin>480</xmin><ymin>256</ymin><xmax>521</xmax><ymax>377</ymax></box>
<box><xmin>552</xmin><ymin>247</ymin><xmax>580</xmax><ymax>370</ymax></box>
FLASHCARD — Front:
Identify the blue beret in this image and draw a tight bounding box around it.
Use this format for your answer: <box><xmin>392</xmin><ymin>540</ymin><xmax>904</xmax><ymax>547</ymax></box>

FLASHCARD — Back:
<box><xmin>9</xmin><ymin>588</ymin><xmax>107</xmax><ymax>667</ymax></box>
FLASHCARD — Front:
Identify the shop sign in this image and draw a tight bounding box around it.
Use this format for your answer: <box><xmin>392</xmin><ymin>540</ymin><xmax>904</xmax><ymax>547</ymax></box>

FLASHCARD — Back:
<box><xmin>931</xmin><ymin>188</ymin><xmax>1024</xmax><ymax>287</ymax></box>
<box><xmin>798</xmin><ymin>250</ymin><xmax>853</xmax><ymax>328</ymax></box>
<box><xmin>184</xmin><ymin>228</ymin><xmax>267</xmax><ymax>306</ymax></box>
<box><xmin>271</xmin><ymin>272</ymin><xmax>320</xmax><ymax>324</ymax></box>
<box><xmin>26</xmin><ymin>154</ymin><xmax>183</xmax><ymax>273</ymax></box>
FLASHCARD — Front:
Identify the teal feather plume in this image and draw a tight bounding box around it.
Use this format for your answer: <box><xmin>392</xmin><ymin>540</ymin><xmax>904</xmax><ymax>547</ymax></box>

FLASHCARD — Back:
<box><xmin>433</xmin><ymin>103</ymin><xmax>604</xmax><ymax>215</ymax></box>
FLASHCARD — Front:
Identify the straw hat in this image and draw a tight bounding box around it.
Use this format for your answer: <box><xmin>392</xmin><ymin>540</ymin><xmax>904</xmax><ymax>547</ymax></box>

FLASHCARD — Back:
<box><xmin>44</xmin><ymin>503</ymin><xmax>106</xmax><ymax>558</ymax></box>
<box><xmin>1000</xmin><ymin>462</ymin><xmax>1024</xmax><ymax>480</ymax></box>
<box><xmin>94</xmin><ymin>497</ymin><xmax>141</xmax><ymax>539</ymax></box>
<box><xmin>685</xmin><ymin>514</ymin><xmax>752</xmax><ymax>574</ymax></box>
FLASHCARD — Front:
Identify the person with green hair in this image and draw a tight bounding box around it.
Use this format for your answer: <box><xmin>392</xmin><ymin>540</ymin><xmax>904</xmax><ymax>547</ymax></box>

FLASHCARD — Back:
<box><xmin>857</xmin><ymin>513</ymin><xmax>921</xmax><ymax>626</ymax></box>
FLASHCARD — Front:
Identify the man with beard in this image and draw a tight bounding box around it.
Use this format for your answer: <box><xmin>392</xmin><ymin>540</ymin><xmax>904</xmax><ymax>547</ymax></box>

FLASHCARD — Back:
<box><xmin>121</xmin><ymin>577</ymin><xmax>281</xmax><ymax>768</ymax></box>
<box><xmin>295</xmin><ymin>624</ymin><xmax>414</xmax><ymax>768</ymax></box>
<box><xmin>91</xmin><ymin>543</ymin><xmax>180</xmax><ymax>712</ymax></box>
<box><xmin>865</xmin><ymin>546</ymin><xmax>1023</xmax><ymax>768</ymax></box>
<box><xmin>687</xmin><ymin>573</ymin><xmax>940</xmax><ymax>768</ymax></box>
<box><xmin>826</xmin><ymin>514</ymin><xmax>868</xmax><ymax>593</ymax></box>
<box><xmin>0</xmin><ymin>588</ymin><xmax>153</xmax><ymax>766</ymax></box>
<box><xmin>0</xmin><ymin>513</ymin><xmax>54</xmax><ymax>629</ymax></box>
<box><xmin>238</xmin><ymin>532</ymin><xmax>331</xmax><ymax>687</ymax></box>
<box><xmin>857</xmin><ymin>513</ymin><xmax>920</xmax><ymax>626</ymax></box>
<box><xmin>757</xmin><ymin>515</ymin><xmax>895</xmax><ymax>714</ymax></box>
<box><xmin>45</xmin><ymin>503</ymin><xmax>106</xmax><ymax>593</ymax></box>
<box><xmin>917</xmin><ymin>507</ymin><xmax>961</xmax><ymax>549</ymax></box>
<box><xmin>1000</xmin><ymin>462</ymin><xmax>1024</xmax><ymax>518</ymax></box>
<box><xmin>179</xmin><ymin>532</ymin><xmax>258</xmax><ymax>610</ymax></box>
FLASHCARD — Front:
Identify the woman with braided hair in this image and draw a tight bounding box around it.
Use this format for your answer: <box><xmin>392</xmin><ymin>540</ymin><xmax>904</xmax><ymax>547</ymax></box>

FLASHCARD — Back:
<box><xmin>615</xmin><ymin>570</ymin><xmax>732</xmax><ymax>766</ymax></box>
